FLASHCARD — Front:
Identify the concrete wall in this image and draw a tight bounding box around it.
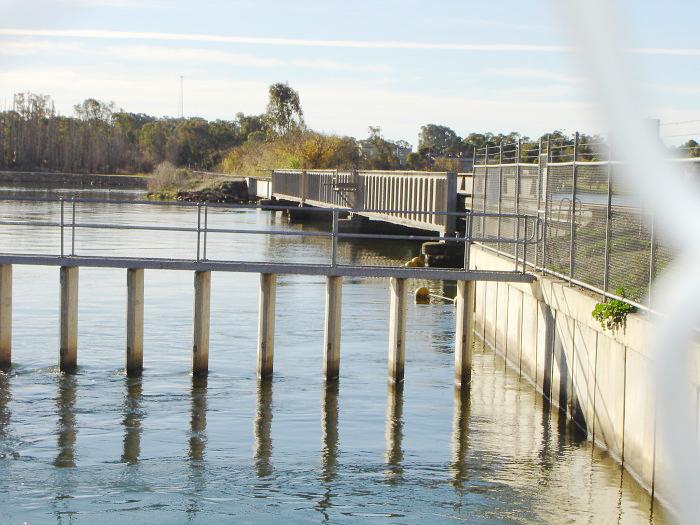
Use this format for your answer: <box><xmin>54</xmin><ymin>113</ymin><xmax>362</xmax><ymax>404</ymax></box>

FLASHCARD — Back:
<box><xmin>470</xmin><ymin>245</ymin><xmax>697</xmax><ymax>504</ymax></box>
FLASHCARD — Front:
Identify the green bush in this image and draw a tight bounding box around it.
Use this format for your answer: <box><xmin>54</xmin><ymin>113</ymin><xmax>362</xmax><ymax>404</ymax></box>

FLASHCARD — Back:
<box><xmin>592</xmin><ymin>287</ymin><xmax>637</xmax><ymax>332</ymax></box>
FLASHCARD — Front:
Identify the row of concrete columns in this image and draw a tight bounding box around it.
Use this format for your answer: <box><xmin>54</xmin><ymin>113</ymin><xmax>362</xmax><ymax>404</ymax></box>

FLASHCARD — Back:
<box><xmin>0</xmin><ymin>264</ymin><xmax>476</xmax><ymax>387</ymax></box>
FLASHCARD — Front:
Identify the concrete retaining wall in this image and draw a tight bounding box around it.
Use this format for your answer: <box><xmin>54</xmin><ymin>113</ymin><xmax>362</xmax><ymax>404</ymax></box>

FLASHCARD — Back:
<box><xmin>470</xmin><ymin>244</ymin><xmax>698</xmax><ymax>504</ymax></box>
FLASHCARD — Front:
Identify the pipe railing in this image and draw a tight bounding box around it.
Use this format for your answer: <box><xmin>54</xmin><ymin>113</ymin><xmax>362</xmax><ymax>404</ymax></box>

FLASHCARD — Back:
<box><xmin>0</xmin><ymin>196</ymin><xmax>542</xmax><ymax>275</ymax></box>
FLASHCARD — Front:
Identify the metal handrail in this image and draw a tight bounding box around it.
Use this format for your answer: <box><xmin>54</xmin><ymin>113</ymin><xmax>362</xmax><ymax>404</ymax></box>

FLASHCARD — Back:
<box><xmin>0</xmin><ymin>196</ymin><xmax>542</xmax><ymax>274</ymax></box>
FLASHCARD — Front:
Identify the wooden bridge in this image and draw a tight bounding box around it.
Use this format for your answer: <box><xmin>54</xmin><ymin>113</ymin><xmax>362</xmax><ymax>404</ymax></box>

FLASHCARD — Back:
<box><xmin>267</xmin><ymin>170</ymin><xmax>473</xmax><ymax>236</ymax></box>
<box><xmin>0</xmin><ymin>197</ymin><xmax>536</xmax><ymax>392</ymax></box>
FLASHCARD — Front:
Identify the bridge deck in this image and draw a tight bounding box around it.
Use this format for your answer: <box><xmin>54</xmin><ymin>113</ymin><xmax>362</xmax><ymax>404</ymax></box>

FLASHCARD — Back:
<box><xmin>0</xmin><ymin>254</ymin><xmax>535</xmax><ymax>282</ymax></box>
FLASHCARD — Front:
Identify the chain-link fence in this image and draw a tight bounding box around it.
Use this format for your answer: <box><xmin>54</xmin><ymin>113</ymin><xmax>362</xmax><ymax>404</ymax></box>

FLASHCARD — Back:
<box><xmin>472</xmin><ymin>137</ymin><xmax>700</xmax><ymax>309</ymax></box>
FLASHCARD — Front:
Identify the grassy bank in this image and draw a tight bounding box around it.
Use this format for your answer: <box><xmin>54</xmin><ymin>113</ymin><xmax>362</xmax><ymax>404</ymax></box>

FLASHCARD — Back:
<box><xmin>146</xmin><ymin>162</ymin><xmax>248</xmax><ymax>202</ymax></box>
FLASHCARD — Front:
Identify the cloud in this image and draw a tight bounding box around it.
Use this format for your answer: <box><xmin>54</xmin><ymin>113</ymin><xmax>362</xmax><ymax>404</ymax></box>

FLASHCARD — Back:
<box><xmin>0</xmin><ymin>39</ymin><xmax>82</xmax><ymax>55</ymax></box>
<box><xmin>0</xmin><ymin>28</ymin><xmax>568</xmax><ymax>52</ymax></box>
<box><xmin>0</xmin><ymin>39</ymin><xmax>388</xmax><ymax>74</ymax></box>
<box><xmin>103</xmin><ymin>45</ymin><xmax>388</xmax><ymax>73</ymax></box>
<box><xmin>1</xmin><ymin>28</ymin><xmax>699</xmax><ymax>56</ymax></box>
<box><xmin>486</xmin><ymin>67</ymin><xmax>581</xmax><ymax>85</ymax></box>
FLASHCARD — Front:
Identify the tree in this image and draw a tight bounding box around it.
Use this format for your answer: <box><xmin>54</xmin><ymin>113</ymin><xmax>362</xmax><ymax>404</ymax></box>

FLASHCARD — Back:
<box><xmin>680</xmin><ymin>139</ymin><xmax>700</xmax><ymax>158</ymax></box>
<box><xmin>418</xmin><ymin>124</ymin><xmax>460</xmax><ymax>157</ymax></box>
<box><xmin>359</xmin><ymin>127</ymin><xmax>400</xmax><ymax>170</ymax></box>
<box><xmin>236</xmin><ymin>112</ymin><xmax>268</xmax><ymax>141</ymax></box>
<box><xmin>265</xmin><ymin>83</ymin><xmax>304</xmax><ymax>136</ymax></box>
<box><xmin>74</xmin><ymin>98</ymin><xmax>115</xmax><ymax>122</ymax></box>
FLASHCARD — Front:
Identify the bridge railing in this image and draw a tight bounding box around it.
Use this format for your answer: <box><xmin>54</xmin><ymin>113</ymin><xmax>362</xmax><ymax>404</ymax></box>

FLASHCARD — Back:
<box><xmin>0</xmin><ymin>196</ymin><xmax>541</xmax><ymax>276</ymax></box>
<box><xmin>271</xmin><ymin>170</ymin><xmax>459</xmax><ymax>235</ymax></box>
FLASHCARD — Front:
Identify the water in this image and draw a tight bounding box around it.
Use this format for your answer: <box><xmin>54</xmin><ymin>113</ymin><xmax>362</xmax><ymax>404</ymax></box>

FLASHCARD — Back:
<box><xmin>0</xmin><ymin>186</ymin><xmax>667</xmax><ymax>524</ymax></box>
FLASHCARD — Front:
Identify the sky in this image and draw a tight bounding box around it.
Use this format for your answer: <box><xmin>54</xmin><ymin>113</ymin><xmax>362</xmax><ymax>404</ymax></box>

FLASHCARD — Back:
<box><xmin>1</xmin><ymin>0</ymin><xmax>699</xmax><ymax>147</ymax></box>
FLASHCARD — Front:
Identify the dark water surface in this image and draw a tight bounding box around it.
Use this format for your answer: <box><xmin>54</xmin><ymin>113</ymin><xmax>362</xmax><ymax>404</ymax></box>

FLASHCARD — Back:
<box><xmin>0</xmin><ymin>186</ymin><xmax>667</xmax><ymax>524</ymax></box>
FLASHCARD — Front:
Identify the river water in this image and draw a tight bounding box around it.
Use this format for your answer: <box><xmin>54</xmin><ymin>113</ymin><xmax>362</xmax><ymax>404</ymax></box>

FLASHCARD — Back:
<box><xmin>0</xmin><ymin>186</ymin><xmax>667</xmax><ymax>524</ymax></box>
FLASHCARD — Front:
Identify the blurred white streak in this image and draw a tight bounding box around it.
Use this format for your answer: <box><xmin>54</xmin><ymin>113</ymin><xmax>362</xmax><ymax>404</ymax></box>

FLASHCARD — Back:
<box><xmin>556</xmin><ymin>0</ymin><xmax>700</xmax><ymax>521</ymax></box>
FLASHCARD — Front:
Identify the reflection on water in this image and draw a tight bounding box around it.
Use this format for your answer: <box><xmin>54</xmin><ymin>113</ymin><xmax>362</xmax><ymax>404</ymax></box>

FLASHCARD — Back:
<box><xmin>254</xmin><ymin>380</ymin><xmax>273</xmax><ymax>478</ymax></box>
<box><xmin>54</xmin><ymin>375</ymin><xmax>77</xmax><ymax>468</ymax></box>
<box><xmin>450</xmin><ymin>387</ymin><xmax>470</xmax><ymax>488</ymax></box>
<box><xmin>121</xmin><ymin>378</ymin><xmax>143</xmax><ymax>465</ymax></box>
<box><xmin>0</xmin><ymin>186</ymin><xmax>669</xmax><ymax>524</ymax></box>
<box><xmin>317</xmin><ymin>382</ymin><xmax>339</xmax><ymax>522</ymax></box>
<box><xmin>384</xmin><ymin>383</ymin><xmax>404</xmax><ymax>484</ymax></box>
<box><xmin>0</xmin><ymin>373</ymin><xmax>10</xmax><ymax>442</ymax></box>
<box><xmin>187</xmin><ymin>376</ymin><xmax>208</xmax><ymax>520</ymax></box>
<box><xmin>321</xmin><ymin>381</ymin><xmax>339</xmax><ymax>483</ymax></box>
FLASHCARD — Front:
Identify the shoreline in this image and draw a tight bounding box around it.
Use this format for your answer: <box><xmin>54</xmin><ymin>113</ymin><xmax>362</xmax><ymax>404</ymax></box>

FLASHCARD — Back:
<box><xmin>0</xmin><ymin>170</ymin><xmax>149</xmax><ymax>189</ymax></box>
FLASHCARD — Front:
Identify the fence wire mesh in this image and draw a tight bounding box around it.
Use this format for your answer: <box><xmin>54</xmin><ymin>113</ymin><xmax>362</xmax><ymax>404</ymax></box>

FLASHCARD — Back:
<box><xmin>472</xmin><ymin>144</ymin><xmax>700</xmax><ymax>308</ymax></box>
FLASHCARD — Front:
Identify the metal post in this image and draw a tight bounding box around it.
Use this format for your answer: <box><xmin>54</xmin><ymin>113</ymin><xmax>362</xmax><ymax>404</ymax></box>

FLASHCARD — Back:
<box><xmin>463</xmin><ymin>209</ymin><xmax>473</xmax><ymax>271</ymax></box>
<box><xmin>514</xmin><ymin>139</ymin><xmax>521</xmax><ymax>263</ymax></box>
<box><xmin>535</xmin><ymin>138</ymin><xmax>542</xmax><ymax>269</ymax></box>
<box><xmin>603</xmin><ymin>144</ymin><xmax>613</xmax><ymax>297</ymax></box>
<box><xmin>514</xmin><ymin>216</ymin><xmax>520</xmax><ymax>271</ymax></box>
<box><xmin>523</xmin><ymin>218</ymin><xmax>528</xmax><ymax>273</ymax></box>
<box><xmin>71</xmin><ymin>198</ymin><xmax>76</xmax><ymax>256</ymax></box>
<box><xmin>542</xmin><ymin>136</ymin><xmax>551</xmax><ymax>270</ymax></box>
<box><xmin>60</xmin><ymin>198</ymin><xmax>65</xmax><ymax>257</ymax></box>
<box><xmin>568</xmin><ymin>132</ymin><xmax>579</xmax><ymax>284</ymax></box>
<box><xmin>196</xmin><ymin>203</ymin><xmax>201</xmax><ymax>262</ymax></box>
<box><xmin>203</xmin><ymin>203</ymin><xmax>208</xmax><ymax>261</ymax></box>
<box><xmin>497</xmin><ymin>143</ymin><xmax>503</xmax><ymax>252</ymax></box>
<box><xmin>483</xmin><ymin>145</ymin><xmax>489</xmax><ymax>237</ymax></box>
<box><xmin>331</xmin><ymin>209</ymin><xmax>338</xmax><ymax>267</ymax></box>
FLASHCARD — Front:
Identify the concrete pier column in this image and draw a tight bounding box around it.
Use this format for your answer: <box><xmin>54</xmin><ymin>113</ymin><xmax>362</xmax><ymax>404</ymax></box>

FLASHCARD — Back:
<box><xmin>323</xmin><ymin>276</ymin><xmax>342</xmax><ymax>381</ymax></box>
<box><xmin>388</xmin><ymin>277</ymin><xmax>407</xmax><ymax>384</ymax></box>
<box><xmin>59</xmin><ymin>266</ymin><xmax>79</xmax><ymax>373</ymax></box>
<box><xmin>192</xmin><ymin>271</ymin><xmax>211</xmax><ymax>376</ymax></box>
<box><xmin>454</xmin><ymin>280</ymin><xmax>476</xmax><ymax>387</ymax></box>
<box><xmin>126</xmin><ymin>268</ymin><xmax>145</xmax><ymax>377</ymax></box>
<box><xmin>0</xmin><ymin>265</ymin><xmax>11</xmax><ymax>370</ymax></box>
<box><xmin>257</xmin><ymin>273</ymin><xmax>276</xmax><ymax>379</ymax></box>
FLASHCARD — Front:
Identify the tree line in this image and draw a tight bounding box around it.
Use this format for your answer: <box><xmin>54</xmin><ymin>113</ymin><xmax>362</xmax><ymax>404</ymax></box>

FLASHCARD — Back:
<box><xmin>1</xmin><ymin>85</ymin><xmax>696</xmax><ymax>176</ymax></box>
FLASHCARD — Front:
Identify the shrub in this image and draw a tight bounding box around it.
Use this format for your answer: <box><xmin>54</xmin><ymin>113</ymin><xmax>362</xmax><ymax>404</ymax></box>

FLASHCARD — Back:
<box><xmin>148</xmin><ymin>161</ymin><xmax>190</xmax><ymax>191</ymax></box>
<box><xmin>592</xmin><ymin>287</ymin><xmax>637</xmax><ymax>332</ymax></box>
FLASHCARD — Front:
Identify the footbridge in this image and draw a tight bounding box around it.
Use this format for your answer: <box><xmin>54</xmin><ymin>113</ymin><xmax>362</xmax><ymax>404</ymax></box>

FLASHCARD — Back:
<box><xmin>0</xmin><ymin>196</ymin><xmax>538</xmax><ymax>391</ymax></box>
<box><xmin>267</xmin><ymin>170</ymin><xmax>473</xmax><ymax>236</ymax></box>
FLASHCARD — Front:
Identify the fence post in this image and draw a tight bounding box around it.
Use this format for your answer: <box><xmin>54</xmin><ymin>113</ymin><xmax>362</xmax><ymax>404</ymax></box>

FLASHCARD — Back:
<box><xmin>497</xmin><ymin>143</ymin><xmax>503</xmax><ymax>252</ymax></box>
<box><xmin>60</xmin><ymin>198</ymin><xmax>65</xmax><ymax>257</ymax></box>
<box><xmin>568</xmin><ymin>132</ymin><xmax>579</xmax><ymax>284</ymax></box>
<box><xmin>603</xmin><ymin>143</ymin><xmax>613</xmax><ymax>298</ymax></box>
<box><xmin>483</xmin><ymin>145</ymin><xmax>489</xmax><ymax>238</ymax></box>
<box><xmin>648</xmin><ymin>213</ymin><xmax>656</xmax><ymax>307</ymax></box>
<box><xmin>463</xmin><ymin>209</ymin><xmax>473</xmax><ymax>271</ymax></box>
<box><xmin>196</xmin><ymin>203</ymin><xmax>201</xmax><ymax>262</ymax></box>
<box><xmin>71</xmin><ymin>198</ymin><xmax>76</xmax><ymax>256</ymax></box>
<box><xmin>535</xmin><ymin>138</ymin><xmax>542</xmax><ymax>270</ymax></box>
<box><xmin>514</xmin><ymin>139</ymin><xmax>521</xmax><ymax>263</ymax></box>
<box><xmin>203</xmin><ymin>203</ymin><xmax>208</xmax><ymax>261</ymax></box>
<box><xmin>542</xmin><ymin>137</ymin><xmax>551</xmax><ymax>271</ymax></box>
<box><xmin>330</xmin><ymin>209</ymin><xmax>339</xmax><ymax>267</ymax></box>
